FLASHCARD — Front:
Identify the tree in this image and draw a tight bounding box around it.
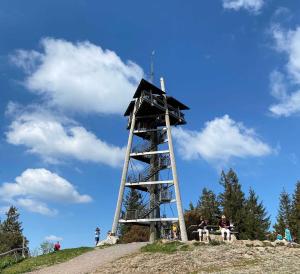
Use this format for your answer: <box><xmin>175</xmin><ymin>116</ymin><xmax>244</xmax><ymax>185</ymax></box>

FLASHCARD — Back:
<box><xmin>119</xmin><ymin>188</ymin><xmax>148</xmax><ymax>242</ymax></box>
<box><xmin>219</xmin><ymin>169</ymin><xmax>247</xmax><ymax>239</ymax></box>
<box><xmin>243</xmin><ymin>188</ymin><xmax>270</xmax><ymax>240</ymax></box>
<box><xmin>184</xmin><ymin>203</ymin><xmax>201</xmax><ymax>240</ymax></box>
<box><xmin>0</xmin><ymin>206</ymin><xmax>28</xmax><ymax>253</ymax></box>
<box><xmin>274</xmin><ymin>190</ymin><xmax>293</xmax><ymax>235</ymax></box>
<box><xmin>291</xmin><ymin>181</ymin><xmax>300</xmax><ymax>243</ymax></box>
<box><xmin>2</xmin><ymin>206</ymin><xmax>23</xmax><ymax>233</ymax></box>
<box><xmin>40</xmin><ymin>241</ymin><xmax>54</xmax><ymax>255</ymax></box>
<box><xmin>123</xmin><ymin>188</ymin><xmax>143</xmax><ymax>213</ymax></box>
<box><xmin>184</xmin><ymin>188</ymin><xmax>220</xmax><ymax>240</ymax></box>
<box><xmin>196</xmin><ymin>188</ymin><xmax>221</xmax><ymax>225</ymax></box>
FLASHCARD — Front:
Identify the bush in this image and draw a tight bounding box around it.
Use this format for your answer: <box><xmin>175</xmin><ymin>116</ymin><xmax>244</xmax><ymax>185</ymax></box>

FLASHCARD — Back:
<box><xmin>120</xmin><ymin>225</ymin><xmax>149</xmax><ymax>243</ymax></box>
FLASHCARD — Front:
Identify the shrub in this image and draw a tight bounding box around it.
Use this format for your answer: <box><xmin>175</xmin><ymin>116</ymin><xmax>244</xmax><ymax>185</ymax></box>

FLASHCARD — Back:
<box><xmin>120</xmin><ymin>225</ymin><xmax>149</xmax><ymax>243</ymax></box>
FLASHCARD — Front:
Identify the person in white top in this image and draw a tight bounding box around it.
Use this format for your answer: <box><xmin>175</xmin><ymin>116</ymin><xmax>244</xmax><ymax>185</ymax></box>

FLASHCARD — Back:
<box><xmin>219</xmin><ymin>215</ymin><xmax>231</xmax><ymax>242</ymax></box>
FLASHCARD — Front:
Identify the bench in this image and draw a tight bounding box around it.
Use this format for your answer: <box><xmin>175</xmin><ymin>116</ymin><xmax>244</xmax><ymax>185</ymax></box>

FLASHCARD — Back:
<box><xmin>188</xmin><ymin>225</ymin><xmax>238</xmax><ymax>241</ymax></box>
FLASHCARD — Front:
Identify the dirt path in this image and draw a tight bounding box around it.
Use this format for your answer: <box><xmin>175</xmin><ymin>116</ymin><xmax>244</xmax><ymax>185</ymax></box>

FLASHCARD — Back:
<box><xmin>28</xmin><ymin>242</ymin><xmax>147</xmax><ymax>274</ymax></box>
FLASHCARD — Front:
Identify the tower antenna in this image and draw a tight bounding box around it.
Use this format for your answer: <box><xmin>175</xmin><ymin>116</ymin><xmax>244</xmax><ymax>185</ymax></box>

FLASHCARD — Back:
<box><xmin>150</xmin><ymin>50</ymin><xmax>155</xmax><ymax>83</ymax></box>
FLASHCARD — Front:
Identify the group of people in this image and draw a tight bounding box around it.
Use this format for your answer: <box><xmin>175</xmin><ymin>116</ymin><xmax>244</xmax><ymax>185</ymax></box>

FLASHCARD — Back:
<box><xmin>276</xmin><ymin>225</ymin><xmax>294</xmax><ymax>243</ymax></box>
<box><xmin>95</xmin><ymin>227</ymin><xmax>114</xmax><ymax>246</ymax></box>
<box><xmin>197</xmin><ymin>215</ymin><xmax>233</xmax><ymax>242</ymax></box>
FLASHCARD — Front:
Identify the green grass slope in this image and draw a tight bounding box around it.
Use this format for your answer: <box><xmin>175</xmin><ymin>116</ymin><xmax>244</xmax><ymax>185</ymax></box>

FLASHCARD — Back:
<box><xmin>1</xmin><ymin>247</ymin><xmax>93</xmax><ymax>274</ymax></box>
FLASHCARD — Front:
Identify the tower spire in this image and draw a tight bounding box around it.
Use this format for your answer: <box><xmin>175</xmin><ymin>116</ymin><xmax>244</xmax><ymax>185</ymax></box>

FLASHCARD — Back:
<box><xmin>150</xmin><ymin>50</ymin><xmax>155</xmax><ymax>83</ymax></box>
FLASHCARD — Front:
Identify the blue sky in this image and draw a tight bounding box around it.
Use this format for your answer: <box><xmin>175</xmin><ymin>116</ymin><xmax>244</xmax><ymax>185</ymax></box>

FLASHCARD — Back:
<box><xmin>1</xmin><ymin>0</ymin><xmax>300</xmax><ymax>250</ymax></box>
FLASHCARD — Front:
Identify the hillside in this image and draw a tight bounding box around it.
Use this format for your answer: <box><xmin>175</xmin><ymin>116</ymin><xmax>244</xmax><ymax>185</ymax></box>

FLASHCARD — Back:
<box><xmin>94</xmin><ymin>241</ymin><xmax>300</xmax><ymax>274</ymax></box>
<box><xmin>1</xmin><ymin>247</ymin><xmax>93</xmax><ymax>274</ymax></box>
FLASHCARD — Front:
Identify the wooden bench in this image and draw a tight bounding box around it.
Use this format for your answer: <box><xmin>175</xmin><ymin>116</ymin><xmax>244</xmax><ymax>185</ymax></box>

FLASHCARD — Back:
<box><xmin>188</xmin><ymin>225</ymin><xmax>238</xmax><ymax>241</ymax></box>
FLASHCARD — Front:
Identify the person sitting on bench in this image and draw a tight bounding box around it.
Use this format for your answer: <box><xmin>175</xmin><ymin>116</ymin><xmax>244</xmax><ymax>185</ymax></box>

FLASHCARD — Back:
<box><xmin>198</xmin><ymin>216</ymin><xmax>209</xmax><ymax>242</ymax></box>
<box><xmin>219</xmin><ymin>215</ymin><xmax>231</xmax><ymax>242</ymax></box>
<box><xmin>172</xmin><ymin>223</ymin><xmax>178</xmax><ymax>240</ymax></box>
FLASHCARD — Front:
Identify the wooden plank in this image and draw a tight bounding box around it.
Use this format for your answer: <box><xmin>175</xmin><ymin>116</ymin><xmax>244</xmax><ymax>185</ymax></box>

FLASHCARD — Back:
<box><xmin>130</xmin><ymin>150</ymin><xmax>169</xmax><ymax>156</ymax></box>
<box><xmin>119</xmin><ymin>217</ymin><xmax>178</xmax><ymax>223</ymax></box>
<box><xmin>125</xmin><ymin>180</ymin><xmax>173</xmax><ymax>186</ymax></box>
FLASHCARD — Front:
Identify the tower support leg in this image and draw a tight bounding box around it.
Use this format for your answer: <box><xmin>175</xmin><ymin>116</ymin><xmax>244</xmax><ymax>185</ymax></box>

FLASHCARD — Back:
<box><xmin>111</xmin><ymin>100</ymin><xmax>137</xmax><ymax>235</ymax></box>
<box><xmin>149</xmin><ymin>131</ymin><xmax>159</xmax><ymax>242</ymax></box>
<box><xmin>160</xmin><ymin>77</ymin><xmax>188</xmax><ymax>242</ymax></box>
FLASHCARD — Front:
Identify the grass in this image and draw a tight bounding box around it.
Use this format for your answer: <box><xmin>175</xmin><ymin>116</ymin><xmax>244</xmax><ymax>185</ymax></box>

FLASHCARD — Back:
<box><xmin>199</xmin><ymin>258</ymin><xmax>261</xmax><ymax>273</ymax></box>
<box><xmin>0</xmin><ymin>256</ymin><xmax>24</xmax><ymax>271</ymax></box>
<box><xmin>192</xmin><ymin>241</ymin><xmax>205</xmax><ymax>247</ymax></box>
<box><xmin>178</xmin><ymin>244</ymin><xmax>192</xmax><ymax>251</ymax></box>
<box><xmin>1</xmin><ymin>247</ymin><xmax>93</xmax><ymax>274</ymax></box>
<box><xmin>209</xmin><ymin>240</ymin><xmax>225</xmax><ymax>246</ymax></box>
<box><xmin>141</xmin><ymin>241</ymin><xmax>185</xmax><ymax>254</ymax></box>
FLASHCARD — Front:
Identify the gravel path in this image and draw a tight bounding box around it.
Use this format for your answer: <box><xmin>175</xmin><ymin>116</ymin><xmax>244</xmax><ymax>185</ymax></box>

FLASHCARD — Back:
<box><xmin>28</xmin><ymin>242</ymin><xmax>147</xmax><ymax>274</ymax></box>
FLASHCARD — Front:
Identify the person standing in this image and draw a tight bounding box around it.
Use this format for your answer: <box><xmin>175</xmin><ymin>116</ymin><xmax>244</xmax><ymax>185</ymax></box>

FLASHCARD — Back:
<box><xmin>54</xmin><ymin>241</ymin><xmax>61</xmax><ymax>251</ymax></box>
<box><xmin>95</xmin><ymin>227</ymin><xmax>100</xmax><ymax>246</ymax></box>
<box><xmin>285</xmin><ymin>225</ymin><xmax>293</xmax><ymax>243</ymax></box>
<box><xmin>219</xmin><ymin>215</ymin><xmax>231</xmax><ymax>242</ymax></box>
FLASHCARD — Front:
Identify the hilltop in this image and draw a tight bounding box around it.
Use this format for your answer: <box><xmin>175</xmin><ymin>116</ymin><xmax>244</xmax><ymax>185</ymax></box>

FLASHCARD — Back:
<box><xmin>94</xmin><ymin>240</ymin><xmax>300</xmax><ymax>274</ymax></box>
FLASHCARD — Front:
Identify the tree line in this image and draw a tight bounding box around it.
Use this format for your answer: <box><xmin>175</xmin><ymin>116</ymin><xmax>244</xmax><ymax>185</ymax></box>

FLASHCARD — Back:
<box><xmin>1</xmin><ymin>170</ymin><xmax>299</xmax><ymax>246</ymax></box>
<box><xmin>120</xmin><ymin>168</ymin><xmax>300</xmax><ymax>243</ymax></box>
<box><xmin>185</xmin><ymin>169</ymin><xmax>300</xmax><ymax>242</ymax></box>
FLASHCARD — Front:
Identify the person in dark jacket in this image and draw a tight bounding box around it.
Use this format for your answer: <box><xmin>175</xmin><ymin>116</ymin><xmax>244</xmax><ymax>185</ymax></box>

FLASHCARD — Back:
<box><xmin>95</xmin><ymin>227</ymin><xmax>100</xmax><ymax>246</ymax></box>
<box><xmin>198</xmin><ymin>216</ymin><xmax>209</xmax><ymax>242</ymax></box>
<box><xmin>219</xmin><ymin>215</ymin><xmax>230</xmax><ymax>242</ymax></box>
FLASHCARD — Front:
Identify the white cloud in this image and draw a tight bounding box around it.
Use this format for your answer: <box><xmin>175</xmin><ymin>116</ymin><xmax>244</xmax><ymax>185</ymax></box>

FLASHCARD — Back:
<box><xmin>17</xmin><ymin>198</ymin><xmax>58</xmax><ymax>216</ymax></box>
<box><xmin>269</xmin><ymin>26</ymin><xmax>300</xmax><ymax>116</ymax></box>
<box><xmin>173</xmin><ymin>115</ymin><xmax>272</xmax><ymax>164</ymax></box>
<box><xmin>222</xmin><ymin>0</ymin><xmax>264</xmax><ymax>13</ymax></box>
<box><xmin>11</xmin><ymin>37</ymin><xmax>143</xmax><ymax>114</ymax></box>
<box><xmin>45</xmin><ymin>235</ymin><xmax>63</xmax><ymax>242</ymax></box>
<box><xmin>0</xmin><ymin>168</ymin><xmax>92</xmax><ymax>215</ymax></box>
<box><xmin>0</xmin><ymin>206</ymin><xmax>9</xmax><ymax>215</ymax></box>
<box><xmin>6</xmin><ymin>107</ymin><xmax>125</xmax><ymax>167</ymax></box>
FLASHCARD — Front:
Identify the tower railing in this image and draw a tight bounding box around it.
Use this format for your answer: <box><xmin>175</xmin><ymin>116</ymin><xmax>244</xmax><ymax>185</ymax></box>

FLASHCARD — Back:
<box><xmin>131</xmin><ymin>131</ymin><xmax>167</xmax><ymax>154</ymax></box>
<box><xmin>123</xmin><ymin>188</ymin><xmax>173</xmax><ymax>220</ymax></box>
<box><xmin>138</xmin><ymin>90</ymin><xmax>185</xmax><ymax>122</ymax></box>
<box><xmin>127</xmin><ymin>155</ymin><xmax>170</xmax><ymax>184</ymax></box>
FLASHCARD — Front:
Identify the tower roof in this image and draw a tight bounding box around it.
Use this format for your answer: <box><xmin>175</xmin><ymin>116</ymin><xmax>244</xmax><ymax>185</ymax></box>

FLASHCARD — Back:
<box><xmin>124</xmin><ymin>78</ymin><xmax>189</xmax><ymax>116</ymax></box>
<box><xmin>133</xmin><ymin>78</ymin><xmax>164</xmax><ymax>98</ymax></box>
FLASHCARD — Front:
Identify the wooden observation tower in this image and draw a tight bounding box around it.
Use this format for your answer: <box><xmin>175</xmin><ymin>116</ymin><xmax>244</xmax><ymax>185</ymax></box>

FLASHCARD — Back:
<box><xmin>111</xmin><ymin>77</ymin><xmax>189</xmax><ymax>242</ymax></box>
